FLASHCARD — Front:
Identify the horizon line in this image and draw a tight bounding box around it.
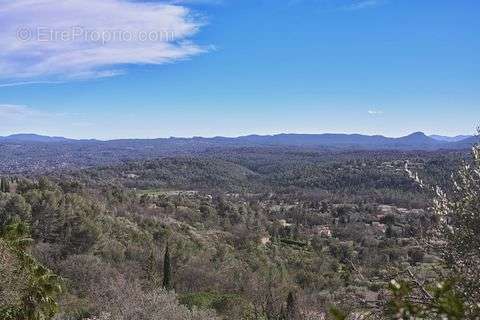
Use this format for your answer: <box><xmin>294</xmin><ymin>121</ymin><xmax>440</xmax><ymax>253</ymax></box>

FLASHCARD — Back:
<box><xmin>0</xmin><ymin>131</ymin><xmax>475</xmax><ymax>142</ymax></box>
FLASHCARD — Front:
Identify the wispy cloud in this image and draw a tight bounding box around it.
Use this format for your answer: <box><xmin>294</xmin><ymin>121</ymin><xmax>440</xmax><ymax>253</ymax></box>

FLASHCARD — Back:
<box><xmin>0</xmin><ymin>104</ymin><xmax>78</xmax><ymax>120</ymax></box>
<box><xmin>0</xmin><ymin>0</ymin><xmax>207</xmax><ymax>80</ymax></box>
<box><xmin>169</xmin><ymin>0</ymin><xmax>224</xmax><ymax>4</ymax></box>
<box><xmin>0</xmin><ymin>104</ymin><xmax>34</xmax><ymax>117</ymax></box>
<box><xmin>368</xmin><ymin>110</ymin><xmax>384</xmax><ymax>115</ymax></box>
<box><xmin>0</xmin><ymin>81</ymin><xmax>64</xmax><ymax>88</ymax></box>
<box><xmin>0</xmin><ymin>104</ymin><xmax>95</xmax><ymax>135</ymax></box>
<box><xmin>342</xmin><ymin>0</ymin><xmax>387</xmax><ymax>11</ymax></box>
<box><xmin>286</xmin><ymin>0</ymin><xmax>388</xmax><ymax>11</ymax></box>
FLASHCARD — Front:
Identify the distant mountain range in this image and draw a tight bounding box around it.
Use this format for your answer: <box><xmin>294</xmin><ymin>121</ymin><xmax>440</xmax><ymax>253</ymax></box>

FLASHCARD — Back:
<box><xmin>0</xmin><ymin>132</ymin><xmax>477</xmax><ymax>174</ymax></box>
<box><xmin>0</xmin><ymin>134</ymin><xmax>73</xmax><ymax>143</ymax></box>
<box><xmin>429</xmin><ymin>134</ymin><xmax>473</xmax><ymax>142</ymax></box>
<box><xmin>0</xmin><ymin>132</ymin><xmax>477</xmax><ymax>150</ymax></box>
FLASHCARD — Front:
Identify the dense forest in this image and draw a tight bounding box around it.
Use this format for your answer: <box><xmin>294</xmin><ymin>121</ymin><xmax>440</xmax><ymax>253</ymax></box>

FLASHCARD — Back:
<box><xmin>1</xmin><ymin>146</ymin><xmax>479</xmax><ymax>319</ymax></box>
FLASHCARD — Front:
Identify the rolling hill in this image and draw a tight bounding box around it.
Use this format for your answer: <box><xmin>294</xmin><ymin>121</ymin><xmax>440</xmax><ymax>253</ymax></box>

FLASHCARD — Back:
<box><xmin>0</xmin><ymin>132</ymin><xmax>476</xmax><ymax>173</ymax></box>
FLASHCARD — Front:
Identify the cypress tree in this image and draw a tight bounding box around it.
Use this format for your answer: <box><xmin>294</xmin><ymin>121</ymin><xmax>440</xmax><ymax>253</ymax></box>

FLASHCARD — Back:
<box><xmin>286</xmin><ymin>291</ymin><xmax>298</xmax><ymax>320</ymax></box>
<box><xmin>163</xmin><ymin>243</ymin><xmax>172</xmax><ymax>290</ymax></box>
<box><xmin>146</xmin><ymin>250</ymin><xmax>159</xmax><ymax>287</ymax></box>
<box><xmin>279</xmin><ymin>305</ymin><xmax>287</xmax><ymax>320</ymax></box>
<box><xmin>0</xmin><ymin>177</ymin><xmax>9</xmax><ymax>193</ymax></box>
<box><xmin>386</xmin><ymin>224</ymin><xmax>394</xmax><ymax>238</ymax></box>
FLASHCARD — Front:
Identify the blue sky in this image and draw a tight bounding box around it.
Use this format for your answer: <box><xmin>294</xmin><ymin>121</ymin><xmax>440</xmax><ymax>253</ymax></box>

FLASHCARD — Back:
<box><xmin>0</xmin><ymin>0</ymin><xmax>479</xmax><ymax>139</ymax></box>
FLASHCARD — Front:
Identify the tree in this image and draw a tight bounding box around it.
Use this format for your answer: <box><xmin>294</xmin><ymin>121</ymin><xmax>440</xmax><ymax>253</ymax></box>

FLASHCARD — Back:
<box><xmin>0</xmin><ymin>221</ymin><xmax>62</xmax><ymax>320</ymax></box>
<box><xmin>386</xmin><ymin>279</ymin><xmax>465</xmax><ymax>319</ymax></box>
<box><xmin>286</xmin><ymin>291</ymin><xmax>299</xmax><ymax>320</ymax></box>
<box><xmin>433</xmin><ymin>142</ymin><xmax>480</xmax><ymax>303</ymax></box>
<box><xmin>0</xmin><ymin>178</ymin><xmax>9</xmax><ymax>193</ymax></box>
<box><xmin>385</xmin><ymin>224</ymin><xmax>394</xmax><ymax>238</ymax></box>
<box><xmin>0</xmin><ymin>194</ymin><xmax>32</xmax><ymax>227</ymax></box>
<box><xmin>404</xmin><ymin>132</ymin><xmax>480</xmax><ymax>316</ymax></box>
<box><xmin>146</xmin><ymin>249</ymin><xmax>161</xmax><ymax>288</ymax></box>
<box><xmin>408</xmin><ymin>246</ymin><xmax>425</xmax><ymax>265</ymax></box>
<box><xmin>163</xmin><ymin>243</ymin><xmax>172</xmax><ymax>290</ymax></box>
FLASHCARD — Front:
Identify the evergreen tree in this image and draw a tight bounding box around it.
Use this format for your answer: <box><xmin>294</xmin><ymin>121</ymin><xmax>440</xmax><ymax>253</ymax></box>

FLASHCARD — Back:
<box><xmin>385</xmin><ymin>224</ymin><xmax>394</xmax><ymax>238</ymax></box>
<box><xmin>279</xmin><ymin>305</ymin><xmax>287</xmax><ymax>320</ymax></box>
<box><xmin>286</xmin><ymin>291</ymin><xmax>299</xmax><ymax>320</ymax></box>
<box><xmin>146</xmin><ymin>250</ymin><xmax>160</xmax><ymax>287</ymax></box>
<box><xmin>163</xmin><ymin>243</ymin><xmax>172</xmax><ymax>290</ymax></box>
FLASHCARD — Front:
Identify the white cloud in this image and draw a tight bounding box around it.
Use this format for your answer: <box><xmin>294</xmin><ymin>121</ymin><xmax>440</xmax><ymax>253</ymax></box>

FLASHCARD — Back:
<box><xmin>0</xmin><ymin>0</ymin><xmax>206</xmax><ymax>80</ymax></box>
<box><xmin>368</xmin><ymin>110</ymin><xmax>384</xmax><ymax>115</ymax></box>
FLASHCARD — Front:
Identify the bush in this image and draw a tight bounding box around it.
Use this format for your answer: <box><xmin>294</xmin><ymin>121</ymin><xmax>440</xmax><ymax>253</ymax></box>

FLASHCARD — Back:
<box><xmin>92</xmin><ymin>282</ymin><xmax>219</xmax><ymax>320</ymax></box>
<box><xmin>179</xmin><ymin>292</ymin><xmax>253</xmax><ymax>318</ymax></box>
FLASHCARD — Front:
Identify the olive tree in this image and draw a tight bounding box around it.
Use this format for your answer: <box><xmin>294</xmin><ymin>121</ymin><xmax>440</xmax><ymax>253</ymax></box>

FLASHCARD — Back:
<box><xmin>404</xmin><ymin>131</ymin><xmax>480</xmax><ymax>316</ymax></box>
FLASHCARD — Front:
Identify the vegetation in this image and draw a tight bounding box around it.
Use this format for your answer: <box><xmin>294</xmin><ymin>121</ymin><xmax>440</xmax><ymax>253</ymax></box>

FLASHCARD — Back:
<box><xmin>0</xmin><ymin>221</ymin><xmax>62</xmax><ymax>320</ymax></box>
<box><xmin>163</xmin><ymin>243</ymin><xmax>172</xmax><ymax>290</ymax></box>
<box><xmin>0</xmin><ymin>144</ymin><xmax>478</xmax><ymax>319</ymax></box>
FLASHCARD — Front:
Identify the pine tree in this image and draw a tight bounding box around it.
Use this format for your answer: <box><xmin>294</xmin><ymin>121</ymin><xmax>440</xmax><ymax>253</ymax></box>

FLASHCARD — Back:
<box><xmin>163</xmin><ymin>243</ymin><xmax>172</xmax><ymax>290</ymax></box>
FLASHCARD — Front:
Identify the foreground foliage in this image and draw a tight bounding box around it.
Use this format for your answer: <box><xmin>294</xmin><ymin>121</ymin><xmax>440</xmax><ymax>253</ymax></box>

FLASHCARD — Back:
<box><xmin>389</xmin><ymin>139</ymin><xmax>480</xmax><ymax>319</ymax></box>
<box><xmin>0</xmin><ymin>222</ymin><xmax>62</xmax><ymax>320</ymax></box>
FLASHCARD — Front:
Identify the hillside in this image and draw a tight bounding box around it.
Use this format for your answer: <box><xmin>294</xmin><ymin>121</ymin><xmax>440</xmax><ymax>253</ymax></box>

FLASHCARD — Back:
<box><xmin>0</xmin><ymin>132</ymin><xmax>475</xmax><ymax>174</ymax></box>
<box><xmin>0</xmin><ymin>147</ymin><xmax>474</xmax><ymax>319</ymax></box>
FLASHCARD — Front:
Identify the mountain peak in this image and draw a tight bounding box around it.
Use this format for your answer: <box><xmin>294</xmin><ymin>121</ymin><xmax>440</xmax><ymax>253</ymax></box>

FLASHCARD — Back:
<box><xmin>406</xmin><ymin>132</ymin><xmax>427</xmax><ymax>137</ymax></box>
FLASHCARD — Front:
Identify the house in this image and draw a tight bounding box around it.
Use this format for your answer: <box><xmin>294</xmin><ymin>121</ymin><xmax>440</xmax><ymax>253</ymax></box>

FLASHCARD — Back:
<box><xmin>314</xmin><ymin>226</ymin><xmax>332</xmax><ymax>238</ymax></box>
<box><xmin>260</xmin><ymin>236</ymin><xmax>271</xmax><ymax>245</ymax></box>
<box><xmin>372</xmin><ymin>221</ymin><xmax>386</xmax><ymax>233</ymax></box>
<box><xmin>278</xmin><ymin>219</ymin><xmax>293</xmax><ymax>228</ymax></box>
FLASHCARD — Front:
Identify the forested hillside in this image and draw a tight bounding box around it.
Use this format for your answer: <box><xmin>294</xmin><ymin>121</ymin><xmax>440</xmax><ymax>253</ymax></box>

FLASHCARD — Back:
<box><xmin>1</xmin><ymin>146</ymin><xmax>478</xmax><ymax>319</ymax></box>
<box><xmin>0</xmin><ymin>133</ymin><xmax>474</xmax><ymax>174</ymax></box>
